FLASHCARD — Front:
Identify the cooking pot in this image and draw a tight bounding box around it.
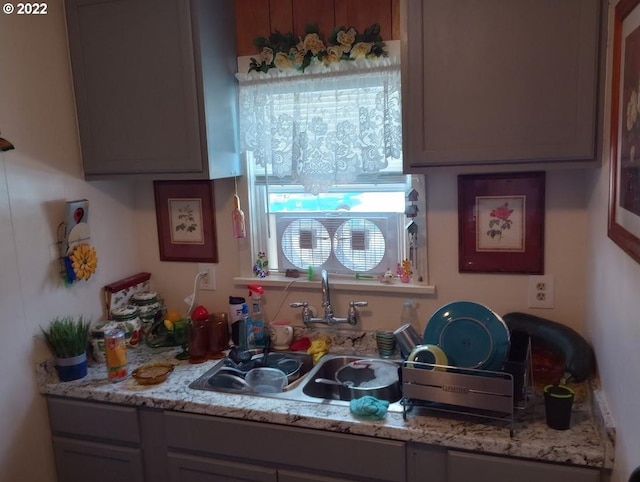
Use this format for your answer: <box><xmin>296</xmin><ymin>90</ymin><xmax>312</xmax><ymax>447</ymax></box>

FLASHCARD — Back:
<box><xmin>315</xmin><ymin>359</ymin><xmax>401</xmax><ymax>402</ymax></box>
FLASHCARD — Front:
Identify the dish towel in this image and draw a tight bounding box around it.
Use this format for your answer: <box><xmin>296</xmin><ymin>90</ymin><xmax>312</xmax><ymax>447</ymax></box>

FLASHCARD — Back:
<box><xmin>350</xmin><ymin>396</ymin><xmax>390</xmax><ymax>420</ymax></box>
<box><xmin>307</xmin><ymin>337</ymin><xmax>331</xmax><ymax>364</ymax></box>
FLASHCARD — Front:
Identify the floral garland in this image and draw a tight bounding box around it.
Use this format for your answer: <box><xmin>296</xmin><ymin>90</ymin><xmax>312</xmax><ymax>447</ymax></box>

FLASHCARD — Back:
<box><xmin>248</xmin><ymin>23</ymin><xmax>387</xmax><ymax>74</ymax></box>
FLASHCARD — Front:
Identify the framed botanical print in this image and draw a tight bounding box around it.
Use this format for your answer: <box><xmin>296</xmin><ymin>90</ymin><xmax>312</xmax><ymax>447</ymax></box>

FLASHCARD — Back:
<box><xmin>153</xmin><ymin>180</ymin><xmax>218</xmax><ymax>262</ymax></box>
<box><xmin>458</xmin><ymin>172</ymin><xmax>545</xmax><ymax>274</ymax></box>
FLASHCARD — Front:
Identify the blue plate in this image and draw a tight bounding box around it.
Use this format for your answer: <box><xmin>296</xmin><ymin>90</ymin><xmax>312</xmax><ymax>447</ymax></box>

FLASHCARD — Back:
<box><xmin>423</xmin><ymin>301</ymin><xmax>510</xmax><ymax>371</ymax></box>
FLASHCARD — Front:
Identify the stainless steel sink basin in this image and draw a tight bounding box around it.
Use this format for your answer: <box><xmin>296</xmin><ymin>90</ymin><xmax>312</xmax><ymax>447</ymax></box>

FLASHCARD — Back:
<box><xmin>189</xmin><ymin>352</ymin><xmax>404</xmax><ymax>413</ymax></box>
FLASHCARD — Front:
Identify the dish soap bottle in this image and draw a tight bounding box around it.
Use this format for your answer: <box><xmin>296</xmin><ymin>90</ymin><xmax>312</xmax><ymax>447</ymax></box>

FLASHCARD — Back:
<box><xmin>247</xmin><ymin>285</ymin><xmax>266</xmax><ymax>348</ymax></box>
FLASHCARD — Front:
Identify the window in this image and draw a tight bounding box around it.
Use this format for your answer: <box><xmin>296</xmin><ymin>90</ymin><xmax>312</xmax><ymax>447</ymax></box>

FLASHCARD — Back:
<box><xmin>238</xmin><ymin>54</ymin><xmax>420</xmax><ymax>278</ymax></box>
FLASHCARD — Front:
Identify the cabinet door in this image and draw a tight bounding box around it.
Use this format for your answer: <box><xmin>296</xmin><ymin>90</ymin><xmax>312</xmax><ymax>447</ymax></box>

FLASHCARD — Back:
<box><xmin>53</xmin><ymin>436</ymin><xmax>144</xmax><ymax>482</ymax></box>
<box><xmin>402</xmin><ymin>0</ymin><xmax>602</xmax><ymax>170</ymax></box>
<box><xmin>167</xmin><ymin>452</ymin><xmax>277</xmax><ymax>482</ymax></box>
<box><xmin>447</xmin><ymin>451</ymin><xmax>601</xmax><ymax>482</ymax></box>
<box><xmin>66</xmin><ymin>0</ymin><xmax>203</xmax><ymax>176</ymax></box>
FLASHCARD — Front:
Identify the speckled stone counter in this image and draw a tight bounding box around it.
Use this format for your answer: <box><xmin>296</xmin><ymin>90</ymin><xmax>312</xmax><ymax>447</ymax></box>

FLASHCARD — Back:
<box><xmin>37</xmin><ymin>328</ymin><xmax>612</xmax><ymax>470</ymax></box>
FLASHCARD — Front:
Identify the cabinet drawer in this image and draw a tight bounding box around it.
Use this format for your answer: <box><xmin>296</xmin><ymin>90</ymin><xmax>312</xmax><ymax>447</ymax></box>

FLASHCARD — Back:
<box><xmin>48</xmin><ymin>397</ymin><xmax>140</xmax><ymax>444</ymax></box>
<box><xmin>168</xmin><ymin>452</ymin><xmax>277</xmax><ymax>482</ymax></box>
<box><xmin>53</xmin><ymin>436</ymin><xmax>144</xmax><ymax>482</ymax></box>
<box><xmin>165</xmin><ymin>412</ymin><xmax>405</xmax><ymax>482</ymax></box>
<box><xmin>448</xmin><ymin>451</ymin><xmax>601</xmax><ymax>482</ymax></box>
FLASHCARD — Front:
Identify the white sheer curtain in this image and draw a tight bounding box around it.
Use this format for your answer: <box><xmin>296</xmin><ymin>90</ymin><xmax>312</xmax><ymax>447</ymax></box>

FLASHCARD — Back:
<box><xmin>237</xmin><ymin>59</ymin><xmax>402</xmax><ymax>194</ymax></box>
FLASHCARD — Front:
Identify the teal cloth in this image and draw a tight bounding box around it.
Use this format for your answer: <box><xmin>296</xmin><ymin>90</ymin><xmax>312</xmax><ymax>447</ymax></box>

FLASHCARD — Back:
<box><xmin>349</xmin><ymin>395</ymin><xmax>390</xmax><ymax>420</ymax></box>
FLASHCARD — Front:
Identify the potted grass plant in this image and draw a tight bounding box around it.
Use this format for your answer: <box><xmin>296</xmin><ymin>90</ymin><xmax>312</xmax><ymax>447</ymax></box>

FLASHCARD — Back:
<box><xmin>42</xmin><ymin>316</ymin><xmax>91</xmax><ymax>382</ymax></box>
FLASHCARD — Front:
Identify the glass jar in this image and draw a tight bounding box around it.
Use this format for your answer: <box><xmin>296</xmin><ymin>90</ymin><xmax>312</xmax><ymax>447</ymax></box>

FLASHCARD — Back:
<box><xmin>105</xmin><ymin>328</ymin><xmax>127</xmax><ymax>382</ymax></box>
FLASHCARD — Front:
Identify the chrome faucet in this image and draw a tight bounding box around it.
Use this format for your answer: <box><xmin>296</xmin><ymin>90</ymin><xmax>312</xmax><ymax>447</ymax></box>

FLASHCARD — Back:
<box><xmin>291</xmin><ymin>269</ymin><xmax>368</xmax><ymax>326</ymax></box>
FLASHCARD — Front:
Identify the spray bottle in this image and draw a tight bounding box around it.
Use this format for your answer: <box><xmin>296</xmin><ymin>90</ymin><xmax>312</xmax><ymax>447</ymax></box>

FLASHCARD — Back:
<box><xmin>247</xmin><ymin>285</ymin><xmax>265</xmax><ymax>348</ymax></box>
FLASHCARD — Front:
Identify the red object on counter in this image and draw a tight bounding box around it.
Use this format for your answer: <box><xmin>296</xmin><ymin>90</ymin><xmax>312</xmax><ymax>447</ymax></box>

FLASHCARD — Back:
<box><xmin>289</xmin><ymin>337</ymin><xmax>311</xmax><ymax>351</ymax></box>
<box><xmin>190</xmin><ymin>305</ymin><xmax>209</xmax><ymax>322</ymax></box>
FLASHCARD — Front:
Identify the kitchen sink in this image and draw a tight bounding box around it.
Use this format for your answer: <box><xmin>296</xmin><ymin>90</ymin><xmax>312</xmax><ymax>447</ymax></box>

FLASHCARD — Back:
<box><xmin>189</xmin><ymin>352</ymin><xmax>404</xmax><ymax>413</ymax></box>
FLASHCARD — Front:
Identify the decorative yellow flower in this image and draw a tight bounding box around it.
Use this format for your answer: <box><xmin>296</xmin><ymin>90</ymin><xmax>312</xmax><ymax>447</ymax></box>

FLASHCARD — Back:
<box><xmin>350</xmin><ymin>42</ymin><xmax>374</xmax><ymax>60</ymax></box>
<box><xmin>70</xmin><ymin>243</ymin><xmax>97</xmax><ymax>280</ymax></box>
<box><xmin>302</xmin><ymin>33</ymin><xmax>325</xmax><ymax>55</ymax></box>
<box><xmin>336</xmin><ymin>28</ymin><xmax>356</xmax><ymax>52</ymax></box>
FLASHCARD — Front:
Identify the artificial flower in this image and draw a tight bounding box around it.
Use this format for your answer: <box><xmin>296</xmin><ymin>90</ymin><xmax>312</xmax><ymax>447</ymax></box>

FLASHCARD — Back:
<box><xmin>302</xmin><ymin>33</ymin><xmax>325</xmax><ymax>55</ymax></box>
<box><xmin>324</xmin><ymin>45</ymin><xmax>343</xmax><ymax>64</ymax></box>
<box><xmin>336</xmin><ymin>28</ymin><xmax>356</xmax><ymax>51</ymax></box>
<box><xmin>274</xmin><ymin>51</ymin><xmax>293</xmax><ymax>70</ymax></box>
<box><xmin>70</xmin><ymin>243</ymin><xmax>97</xmax><ymax>280</ymax></box>
<box><xmin>350</xmin><ymin>42</ymin><xmax>374</xmax><ymax>60</ymax></box>
<box><xmin>259</xmin><ymin>47</ymin><xmax>274</xmax><ymax>65</ymax></box>
<box><xmin>248</xmin><ymin>23</ymin><xmax>386</xmax><ymax>74</ymax></box>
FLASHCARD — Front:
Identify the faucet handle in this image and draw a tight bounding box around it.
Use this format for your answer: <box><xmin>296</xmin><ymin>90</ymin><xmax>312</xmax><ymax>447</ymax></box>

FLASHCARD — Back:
<box><xmin>290</xmin><ymin>302</ymin><xmax>312</xmax><ymax>323</ymax></box>
<box><xmin>347</xmin><ymin>301</ymin><xmax>368</xmax><ymax>325</ymax></box>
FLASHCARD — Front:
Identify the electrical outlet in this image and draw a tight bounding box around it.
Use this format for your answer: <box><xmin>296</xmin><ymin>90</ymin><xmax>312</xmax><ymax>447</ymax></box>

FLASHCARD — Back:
<box><xmin>198</xmin><ymin>264</ymin><xmax>216</xmax><ymax>291</ymax></box>
<box><xmin>528</xmin><ymin>275</ymin><xmax>554</xmax><ymax>309</ymax></box>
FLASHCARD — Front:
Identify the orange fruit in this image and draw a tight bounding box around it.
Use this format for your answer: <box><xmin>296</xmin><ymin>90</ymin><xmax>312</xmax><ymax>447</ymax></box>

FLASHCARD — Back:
<box><xmin>165</xmin><ymin>309</ymin><xmax>182</xmax><ymax>322</ymax></box>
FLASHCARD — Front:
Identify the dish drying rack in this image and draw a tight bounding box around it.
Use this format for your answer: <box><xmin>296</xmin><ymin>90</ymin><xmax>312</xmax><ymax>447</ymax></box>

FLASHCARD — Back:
<box><xmin>401</xmin><ymin>335</ymin><xmax>532</xmax><ymax>437</ymax></box>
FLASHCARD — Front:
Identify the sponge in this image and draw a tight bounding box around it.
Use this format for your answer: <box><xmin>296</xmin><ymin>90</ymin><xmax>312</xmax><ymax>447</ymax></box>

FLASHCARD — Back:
<box><xmin>350</xmin><ymin>396</ymin><xmax>389</xmax><ymax>420</ymax></box>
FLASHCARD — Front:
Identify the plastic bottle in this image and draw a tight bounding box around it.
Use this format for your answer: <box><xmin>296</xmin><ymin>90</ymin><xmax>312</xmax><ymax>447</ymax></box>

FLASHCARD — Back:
<box><xmin>247</xmin><ymin>285</ymin><xmax>265</xmax><ymax>348</ymax></box>
<box><xmin>238</xmin><ymin>303</ymin><xmax>250</xmax><ymax>351</ymax></box>
<box><xmin>229</xmin><ymin>296</ymin><xmax>246</xmax><ymax>345</ymax></box>
<box><xmin>231</xmin><ymin>194</ymin><xmax>246</xmax><ymax>238</ymax></box>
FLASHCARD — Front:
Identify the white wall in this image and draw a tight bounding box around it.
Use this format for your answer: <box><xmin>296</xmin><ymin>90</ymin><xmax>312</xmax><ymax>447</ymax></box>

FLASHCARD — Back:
<box><xmin>134</xmin><ymin>169</ymin><xmax>590</xmax><ymax>338</ymax></box>
<box><xmin>0</xmin><ymin>3</ymin><xmax>141</xmax><ymax>481</ymax></box>
<box><xmin>585</xmin><ymin>2</ymin><xmax>640</xmax><ymax>481</ymax></box>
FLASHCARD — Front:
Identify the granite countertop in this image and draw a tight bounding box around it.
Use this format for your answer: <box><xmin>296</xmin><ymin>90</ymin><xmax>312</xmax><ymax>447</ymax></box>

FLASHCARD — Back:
<box><xmin>37</xmin><ymin>329</ymin><xmax>613</xmax><ymax>470</ymax></box>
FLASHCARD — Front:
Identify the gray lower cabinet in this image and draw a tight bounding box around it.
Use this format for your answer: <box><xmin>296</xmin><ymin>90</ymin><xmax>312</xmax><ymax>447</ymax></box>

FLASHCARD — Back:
<box><xmin>446</xmin><ymin>451</ymin><xmax>601</xmax><ymax>482</ymax></box>
<box><xmin>164</xmin><ymin>411</ymin><xmax>407</xmax><ymax>482</ymax></box>
<box><xmin>401</xmin><ymin>0</ymin><xmax>605</xmax><ymax>171</ymax></box>
<box><xmin>406</xmin><ymin>444</ymin><xmax>602</xmax><ymax>482</ymax></box>
<box><xmin>47</xmin><ymin>397</ymin><xmax>144</xmax><ymax>482</ymax></box>
<box><xmin>65</xmin><ymin>0</ymin><xmax>240</xmax><ymax>180</ymax></box>
<box><xmin>46</xmin><ymin>397</ymin><xmax>604</xmax><ymax>482</ymax></box>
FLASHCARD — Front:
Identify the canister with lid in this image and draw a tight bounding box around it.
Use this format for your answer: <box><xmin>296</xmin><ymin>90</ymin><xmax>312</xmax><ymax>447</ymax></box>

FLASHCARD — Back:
<box><xmin>131</xmin><ymin>291</ymin><xmax>164</xmax><ymax>322</ymax></box>
<box><xmin>110</xmin><ymin>305</ymin><xmax>142</xmax><ymax>347</ymax></box>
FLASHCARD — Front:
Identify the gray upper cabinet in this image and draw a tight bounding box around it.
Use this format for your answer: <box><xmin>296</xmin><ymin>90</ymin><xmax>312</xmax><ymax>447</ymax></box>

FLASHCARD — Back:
<box><xmin>401</xmin><ymin>0</ymin><xmax>604</xmax><ymax>171</ymax></box>
<box><xmin>65</xmin><ymin>0</ymin><xmax>240</xmax><ymax>179</ymax></box>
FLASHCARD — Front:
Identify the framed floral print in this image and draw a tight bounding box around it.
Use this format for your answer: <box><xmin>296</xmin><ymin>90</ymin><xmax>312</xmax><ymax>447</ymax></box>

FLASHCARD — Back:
<box><xmin>609</xmin><ymin>0</ymin><xmax>640</xmax><ymax>264</ymax></box>
<box><xmin>153</xmin><ymin>180</ymin><xmax>218</xmax><ymax>262</ymax></box>
<box><xmin>458</xmin><ymin>172</ymin><xmax>545</xmax><ymax>274</ymax></box>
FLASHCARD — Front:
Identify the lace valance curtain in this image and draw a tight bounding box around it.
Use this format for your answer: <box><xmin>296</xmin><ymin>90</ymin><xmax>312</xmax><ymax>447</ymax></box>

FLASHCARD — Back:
<box><xmin>237</xmin><ymin>60</ymin><xmax>402</xmax><ymax>194</ymax></box>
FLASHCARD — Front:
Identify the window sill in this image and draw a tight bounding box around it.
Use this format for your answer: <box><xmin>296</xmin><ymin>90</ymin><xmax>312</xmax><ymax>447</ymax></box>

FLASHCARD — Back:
<box><xmin>233</xmin><ymin>274</ymin><xmax>436</xmax><ymax>296</ymax></box>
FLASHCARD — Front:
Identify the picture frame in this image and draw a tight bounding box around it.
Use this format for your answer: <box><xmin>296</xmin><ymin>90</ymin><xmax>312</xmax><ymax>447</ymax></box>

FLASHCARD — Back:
<box><xmin>153</xmin><ymin>180</ymin><xmax>218</xmax><ymax>262</ymax></box>
<box><xmin>458</xmin><ymin>172</ymin><xmax>545</xmax><ymax>274</ymax></box>
<box><xmin>609</xmin><ymin>0</ymin><xmax>640</xmax><ymax>264</ymax></box>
